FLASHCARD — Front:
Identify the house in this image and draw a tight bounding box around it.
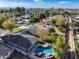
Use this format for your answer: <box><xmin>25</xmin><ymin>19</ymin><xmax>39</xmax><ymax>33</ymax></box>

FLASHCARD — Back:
<box><xmin>15</xmin><ymin>15</ymin><xmax>30</xmax><ymax>21</ymax></box>
<box><xmin>21</xmin><ymin>15</ymin><xmax>30</xmax><ymax>19</ymax></box>
<box><xmin>1</xmin><ymin>27</ymin><xmax>55</xmax><ymax>59</ymax></box>
<box><xmin>14</xmin><ymin>15</ymin><xmax>31</xmax><ymax>26</ymax></box>
<box><xmin>0</xmin><ymin>29</ymin><xmax>9</xmax><ymax>37</ymax></box>
<box><xmin>15</xmin><ymin>17</ymin><xmax>22</xmax><ymax>21</ymax></box>
<box><xmin>75</xmin><ymin>15</ymin><xmax>79</xmax><ymax>23</ymax></box>
<box><xmin>15</xmin><ymin>17</ymin><xmax>30</xmax><ymax>26</ymax></box>
<box><xmin>35</xmin><ymin>21</ymin><xmax>53</xmax><ymax>34</ymax></box>
<box><xmin>1</xmin><ymin>34</ymin><xmax>55</xmax><ymax>59</ymax></box>
<box><xmin>17</xmin><ymin>21</ymin><xmax>30</xmax><ymax>26</ymax></box>
<box><xmin>48</xmin><ymin>15</ymin><xmax>57</xmax><ymax>20</ymax></box>
<box><xmin>1</xmin><ymin>29</ymin><xmax>40</xmax><ymax>58</ymax></box>
<box><xmin>18</xmin><ymin>26</ymin><xmax>37</xmax><ymax>35</ymax></box>
<box><xmin>75</xmin><ymin>15</ymin><xmax>79</xmax><ymax>19</ymax></box>
<box><xmin>0</xmin><ymin>44</ymin><xmax>14</xmax><ymax>59</ymax></box>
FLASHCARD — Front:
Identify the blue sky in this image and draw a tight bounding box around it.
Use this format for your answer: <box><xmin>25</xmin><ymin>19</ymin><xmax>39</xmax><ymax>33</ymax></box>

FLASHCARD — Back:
<box><xmin>0</xmin><ymin>0</ymin><xmax>79</xmax><ymax>8</ymax></box>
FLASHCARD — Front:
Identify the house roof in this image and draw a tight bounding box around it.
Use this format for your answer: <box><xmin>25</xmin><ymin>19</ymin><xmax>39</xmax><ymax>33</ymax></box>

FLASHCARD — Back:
<box><xmin>17</xmin><ymin>26</ymin><xmax>37</xmax><ymax>35</ymax></box>
<box><xmin>15</xmin><ymin>17</ymin><xmax>22</xmax><ymax>21</ymax></box>
<box><xmin>2</xmin><ymin>35</ymin><xmax>33</xmax><ymax>51</ymax></box>
<box><xmin>14</xmin><ymin>34</ymin><xmax>37</xmax><ymax>44</ymax></box>
<box><xmin>0</xmin><ymin>44</ymin><xmax>13</xmax><ymax>57</ymax></box>
<box><xmin>18</xmin><ymin>26</ymin><xmax>30</xmax><ymax>29</ymax></box>
<box><xmin>1</xmin><ymin>29</ymin><xmax>38</xmax><ymax>52</ymax></box>
<box><xmin>21</xmin><ymin>15</ymin><xmax>30</xmax><ymax>19</ymax></box>
<box><xmin>0</xmin><ymin>29</ymin><xmax>9</xmax><ymax>37</ymax></box>
<box><xmin>75</xmin><ymin>16</ymin><xmax>79</xmax><ymax>19</ymax></box>
<box><xmin>14</xmin><ymin>29</ymin><xmax>37</xmax><ymax>44</ymax></box>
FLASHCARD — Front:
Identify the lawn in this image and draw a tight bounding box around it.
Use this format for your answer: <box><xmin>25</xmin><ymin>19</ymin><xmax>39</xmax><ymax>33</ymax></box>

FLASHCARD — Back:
<box><xmin>5</xmin><ymin>28</ymin><xmax>23</xmax><ymax>35</ymax></box>
<box><xmin>27</xmin><ymin>24</ymin><xmax>34</xmax><ymax>27</ymax></box>
<box><xmin>12</xmin><ymin>28</ymin><xmax>23</xmax><ymax>33</ymax></box>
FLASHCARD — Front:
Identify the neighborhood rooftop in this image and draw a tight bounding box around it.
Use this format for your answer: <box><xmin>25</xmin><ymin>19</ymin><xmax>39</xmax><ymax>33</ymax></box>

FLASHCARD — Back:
<box><xmin>0</xmin><ymin>44</ymin><xmax>13</xmax><ymax>58</ymax></box>
<box><xmin>1</xmin><ymin>34</ymin><xmax>38</xmax><ymax>52</ymax></box>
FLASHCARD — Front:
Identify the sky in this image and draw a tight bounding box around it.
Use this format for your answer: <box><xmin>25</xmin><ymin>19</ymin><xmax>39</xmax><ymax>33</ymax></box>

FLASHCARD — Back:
<box><xmin>0</xmin><ymin>0</ymin><xmax>79</xmax><ymax>9</ymax></box>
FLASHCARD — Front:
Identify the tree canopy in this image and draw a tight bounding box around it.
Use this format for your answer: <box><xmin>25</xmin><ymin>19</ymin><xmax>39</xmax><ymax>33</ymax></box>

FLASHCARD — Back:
<box><xmin>3</xmin><ymin>18</ymin><xmax>16</xmax><ymax>32</ymax></box>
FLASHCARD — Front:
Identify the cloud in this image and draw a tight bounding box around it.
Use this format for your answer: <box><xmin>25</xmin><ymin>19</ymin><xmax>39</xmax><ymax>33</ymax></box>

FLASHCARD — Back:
<box><xmin>33</xmin><ymin>0</ymin><xmax>42</xmax><ymax>2</ymax></box>
<box><xmin>0</xmin><ymin>0</ymin><xmax>79</xmax><ymax>9</ymax></box>
<box><xmin>57</xmin><ymin>1</ymin><xmax>68</xmax><ymax>4</ymax></box>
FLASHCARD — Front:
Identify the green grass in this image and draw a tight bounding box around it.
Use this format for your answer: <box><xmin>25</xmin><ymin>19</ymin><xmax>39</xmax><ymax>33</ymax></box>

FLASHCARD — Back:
<box><xmin>5</xmin><ymin>28</ymin><xmax>22</xmax><ymax>35</ymax></box>
<box><xmin>5</xmin><ymin>30</ymin><xmax>12</xmax><ymax>35</ymax></box>
<box><xmin>12</xmin><ymin>28</ymin><xmax>23</xmax><ymax>33</ymax></box>
<box><xmin>27</xmin><ymin>24</ymin><xmax>34</xmax><ymax>27</ymax></box>
<box><xmin>5</xmin><ymin>28</ymin><xmax>23</xmax><ymax>34</ymax></box>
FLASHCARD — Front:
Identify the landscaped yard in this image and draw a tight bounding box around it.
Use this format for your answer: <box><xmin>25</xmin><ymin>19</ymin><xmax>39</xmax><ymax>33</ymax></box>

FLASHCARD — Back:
<box><xmin>38</xmin><ymin>32</ymin><xmax>66</xmax><ymax>59</ymax></box>
<box><xmin>27</xmin><ymin>24</ymin><xmax>34</xmax><ymax>27</ymax></box>
<box><xmin>12</xmin><ymin>28</ymin><xmax>23</xmax><ymax>33</ymax></box>
<box><xmin>5</xmin><ymin>27</ymin><xmax>23</xmax><ymax>35</ymax></box>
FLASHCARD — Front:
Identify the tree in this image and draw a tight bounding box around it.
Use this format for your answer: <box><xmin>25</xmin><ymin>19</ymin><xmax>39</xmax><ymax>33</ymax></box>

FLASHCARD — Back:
<box><xmin>63</xmin><ymin>11</ymin><xmax>70</xmax><ymax>17</ymax></box>
<box><xmin>49</xmin><ymin>28</ymin><xmax>55</xmax><ymax>35</ymax></box>
<box><xmin>29</xmin><ymin>12</ymin><xmax>46</xmax><ymax>23</ymax></box>
<box><xmin>14</xmin><ymin>7</ymin><xmax>26</xmax><ymax>16</ymax></box>
<box><xmin>36</xmin><ymin>12</ymin><xmax>45</xmax><ymax>21</ymax></box>
<box><xmin>3</xmin><ymin>18</ymin><xmax>16</xmax><ymax>32</ymax></box>
<box><xmin>0</xmin><ymin>10</ymin><xmax>4</xmax><ymax>13</ymax></box>
<box><xmin>44</xmin><ymin>10</ymin><xmax>49</xmax><ymax>17</ymax></box>
<box><xmin>15</xmin><ymin>7</ymin><xmax>21</xmax><ymax>16</ymax></box>
<box><xmin>75</xmin><ymin>42</ymin><xmax>79</xmax><ymax>59</ymax></box>
<box><xmin>21</xmin><ymin>7</ymin><xmax>26</xmax><ymax>15</ymax></box>
<box><xmin>15</xmin><ymin>7</ymin><xmax>21</xmax><ymax>12</ymax></box>
<box><xmin>53</xmin><ymin>36</ymin><xmax>65</xmax><ymax>59</ymax></box>
<box><xmin>51</xmin><ymin>19</ymin><xmax>57</xmax><ymax>26</ymax></box>
<box><xmin>29</xmin><ymin>17</ymin><xmax>39</xmax><ymax>23</ymax></box>
<box><xmin>0</xmin><ymin>16</ymin><xmax>5</xmax><ymax>21</ymax></box>
<box><xmin>72</xmin><ymin>20</ymin><xmax>79</xmax><ymax>27</ymax></box>
<box><xmin>37</xmin><ymin>30</ymin><xmax>47</xmax><ymax>41</ymax></box>
<box><xmin>0</xmin><ymin>16</ymin><xmax>5</xmax><ymax>28</ymax></box>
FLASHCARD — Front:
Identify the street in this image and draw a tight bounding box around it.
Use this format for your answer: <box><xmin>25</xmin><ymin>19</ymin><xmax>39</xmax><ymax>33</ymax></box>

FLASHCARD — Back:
<box><xmin>66</xmin><ymin>17</ymin><xmax>77</xmax><ymax>59</ymax></box>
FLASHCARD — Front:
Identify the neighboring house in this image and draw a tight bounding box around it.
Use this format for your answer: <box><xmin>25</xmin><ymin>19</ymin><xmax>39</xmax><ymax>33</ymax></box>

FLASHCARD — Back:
<box><xmin>75</xmin><ymin>28</ymin><xmax>79</xmax><ymax>35</ymax></box>
<box><xmin>0</xmin><ymin>44</ymin><xmax>14</xmax><ymax>59</ymax></box>
<box><xmin>75</xmin><ymin>15</ymin><xmax>79</xmax><ymax>22</ymax></box>
<box><xmin>17</xmin><ymin>21</ymin><xmax>30</xmax><ymax>26</ymax></box>
<box><xmin>15</xmin><ymin>17</ymin><xmax>22</xmax><ymax>21</ymax></box>
<box><xmin>35</xmin><ymin>21</ymin><xmax>53</xmax><ymax>34</ymax></box>
<box><xmin>18</xmin><ymin>26</ymin><xmax>37</xmax><ymax>35</ymax></box>
<box><xmin>21</xmin><ymin>15</ymin><xmax>30</xmax><ymax>19</ymax></box>
<box><xmin>0</xmin><ymin>29</ymin><xmax>9</xmax><ymax>37</ymax></box>
<box><xmin>75</xmin><ymin>15</ymin><xmax>79</xmax><ymax>20</ymax></box>
<box><xmin>15</xmin><ymin>16</ymin><xmax>30</xmax><ymax>26</ymax></box>
<box><xmin>47</xmin><ymin>15</ymin><xmax>63</xmax><ymax>20</ymax></box>
<box><xmin>48</xmin><ymin>15</ymin><xmax>57</xmax><ymax>20</ymax></box>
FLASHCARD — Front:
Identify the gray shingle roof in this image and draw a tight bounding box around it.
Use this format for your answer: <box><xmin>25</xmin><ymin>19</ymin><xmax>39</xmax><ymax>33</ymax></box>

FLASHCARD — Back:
<box><xmin>0</xmin><ymin>45</ymin><xmax>12</xmax><ymax>57</ymax></box>
<box><xmin>2</xmin><ymin>35</ymin><xmax>33</xmax><ymax>52</ymax></box>
<box><xmin>1</xmin><ymin>28</ymin><xmax>38</xmax><ymax>52</ymax></box>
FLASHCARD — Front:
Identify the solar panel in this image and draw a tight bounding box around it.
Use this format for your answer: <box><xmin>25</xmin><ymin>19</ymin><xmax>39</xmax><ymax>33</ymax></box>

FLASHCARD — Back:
<box><xmin>2</xmin><ymin>35</ymin><xmax>32</xmax><ymax>52</ymax></box>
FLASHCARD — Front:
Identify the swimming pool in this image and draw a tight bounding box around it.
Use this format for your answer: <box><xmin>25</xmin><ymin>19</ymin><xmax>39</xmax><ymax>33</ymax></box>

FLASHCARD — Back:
<box><xmin>34</xmin><ymin>46</ymin><xmax>55</xmax><ymax>56</ymax></box>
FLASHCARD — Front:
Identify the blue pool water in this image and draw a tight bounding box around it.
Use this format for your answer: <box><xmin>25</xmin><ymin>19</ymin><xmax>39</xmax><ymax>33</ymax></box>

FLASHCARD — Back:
<box><xmin>34</xmin><ymin>46</ymin><xmax>55</xmax><ymax>56</ymax></box>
